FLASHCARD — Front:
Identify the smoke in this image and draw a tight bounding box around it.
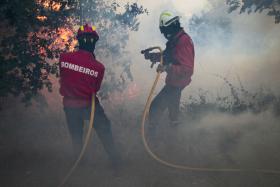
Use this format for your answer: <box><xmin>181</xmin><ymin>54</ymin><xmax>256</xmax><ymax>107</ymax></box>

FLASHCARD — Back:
<box><xmin>1</xmin><ymin>1</ymin><xmax>280</xmax><ymax>186</ymax></box>
<box><xmin>124</xmin><ymin>0</ymin><xmax>280</xmax><ymax>97</ymax></box>
<box><xmin>175</xmin><ymin>111</ymin><xmax>280</xmax><ymax>169</ymax></box>
<box><xmin>118</xmin><ymin>0</ymin><xmax>280</xmax><ymax>177</ymax></box>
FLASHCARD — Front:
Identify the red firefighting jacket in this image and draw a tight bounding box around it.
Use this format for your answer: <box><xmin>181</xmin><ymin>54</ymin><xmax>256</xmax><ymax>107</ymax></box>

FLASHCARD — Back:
<box><xmin>59</xmin><ymin>49</ymin><xmax>105</xmax><ymax>108</ymax></box>
<box><xmin>164</xmin><ymin>29</ymin><xmax>195</xmax><ymax>88</ymax></box>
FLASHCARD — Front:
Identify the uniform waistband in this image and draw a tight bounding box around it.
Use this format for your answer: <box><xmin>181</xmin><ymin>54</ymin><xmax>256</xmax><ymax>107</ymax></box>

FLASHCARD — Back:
<box><xmin>63</xmin><ymin>97</ymin><xmax>92</xmax><ymax>108</ymax></box>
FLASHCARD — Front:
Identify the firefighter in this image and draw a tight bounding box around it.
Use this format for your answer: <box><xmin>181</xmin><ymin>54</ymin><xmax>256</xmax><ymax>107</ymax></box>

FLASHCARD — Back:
<box><xmin>59</xmin><ymin>24</ymin><xmax>120</xmax><ymax>170</ymax></box>
<box><xmin>144</xmin><ymin>11</ymin><xmax>195</xmax><ymax>131</ymax></box>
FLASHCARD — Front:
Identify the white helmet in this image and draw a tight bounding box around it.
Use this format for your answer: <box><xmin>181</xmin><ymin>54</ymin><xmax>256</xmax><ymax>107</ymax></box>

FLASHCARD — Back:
<box><xmin>159</xmin><ymin>10</ymin><xmax>180</xmax><ymax>27</ymax></box>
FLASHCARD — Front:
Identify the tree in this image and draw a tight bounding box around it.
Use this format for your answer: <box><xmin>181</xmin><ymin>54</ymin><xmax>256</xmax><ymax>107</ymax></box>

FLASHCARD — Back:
<box><xmin>226</xmin><ymin>0</ymin><xmax>280</xmax><ymax>23</ymax></box>
<box><xmin>0</xmin><ymin>0</ymin><xmax>147</xmax><ymax>104</ymax></box>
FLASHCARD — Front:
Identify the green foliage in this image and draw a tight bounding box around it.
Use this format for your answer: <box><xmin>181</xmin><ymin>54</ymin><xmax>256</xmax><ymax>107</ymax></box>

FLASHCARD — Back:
<box><xmin>226</xmin><ymin>0</ymin><xmax>280</xmax><ymax>23</ymax></box>
<box><xmin>0</xmin><ymin>0</ymin><xmax>147</xmax><ymax>103</ymax></box>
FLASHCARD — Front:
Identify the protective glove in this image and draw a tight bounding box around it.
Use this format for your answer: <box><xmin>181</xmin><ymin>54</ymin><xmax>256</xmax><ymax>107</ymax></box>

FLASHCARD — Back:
<box><xmin>156</xmin><ymin>64</ymin><xmax>171</xmax><ymax>73</ymax></box>
<box><xmin>144</xmin><ymin>52</ymin><xmax>161</xmax><ymax>63</ymax></box>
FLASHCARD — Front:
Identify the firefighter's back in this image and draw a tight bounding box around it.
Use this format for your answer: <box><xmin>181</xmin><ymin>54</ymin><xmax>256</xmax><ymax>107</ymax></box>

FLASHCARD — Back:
<box><xmin>59</xmin><ymin>50</ymin><xmax>104</xmax><ymax>107</ymax></box>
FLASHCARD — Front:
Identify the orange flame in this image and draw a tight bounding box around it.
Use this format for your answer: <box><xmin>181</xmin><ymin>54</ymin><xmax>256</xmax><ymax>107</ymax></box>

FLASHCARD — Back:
<box><xmin>28</xmin><ymin>25</ymin><xmax>77</xmax><ymax>59</ymax></box>
<box><xmin>37</xmin><ymin>0</ymin><xmax>61</xmax><ymax>11</ymax></box>
<box><xmin>37</xmin><ymin>15</ymin><xmax>47</xmax><ymax>21</ymax></box>
<box><xmin>51</xmin><ymin>27</ymin><xmax>77</xmax><ymax>52</ymax></box>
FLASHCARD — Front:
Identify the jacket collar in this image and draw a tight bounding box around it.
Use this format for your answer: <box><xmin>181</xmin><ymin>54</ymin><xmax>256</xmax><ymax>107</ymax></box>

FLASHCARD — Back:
<box><xmin>78</xmin><ymin>49</ymin><xmax>96</xmax><ymax>59</ymax></box>
<box><xmin>167</xmin><ymin>29</ymin><xmax>185</xmax><ymax>44</ymax></box>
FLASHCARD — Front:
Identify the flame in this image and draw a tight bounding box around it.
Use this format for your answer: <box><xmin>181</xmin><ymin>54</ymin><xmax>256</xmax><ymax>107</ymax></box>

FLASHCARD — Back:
<box><xmin>28</xmin><ymin>24</ymin><xmax>77</xmax><ymax>59</ymax></box>
<box><xmin>51</xmin><ymin>27</ymin><xmax>77</xmax><ymax>51</ymax></box>
<box><xmin>52</xmin><ymin>3</ymin><xmax>62</xmax><ymax>11</ymax></box>
<box><xmin>37</xmin><ymin>15</ymin><xmax>47</xmax><ymax>21</ymax></box>
<box><xmin>59</xmin><ymin>28</ymin><xmax>72</xmax><ymax>41</ymax></box>
<box><xmin>37</xmin><ymin>0</ymin><xmax>61</xmax><ymax>11</ymax></box>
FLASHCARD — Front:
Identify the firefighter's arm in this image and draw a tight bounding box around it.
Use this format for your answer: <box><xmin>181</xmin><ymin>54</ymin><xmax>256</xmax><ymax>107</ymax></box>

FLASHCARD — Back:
<box><xmin>57</xmin><ymin>62</ymin><xmax>61</xmax><ymax>77</ymax></box>
<box><xmin>156</xmin><ymin>63</ymin><xmax>171</xmax><ymax>73</ymax></box>
<box><xmin>58</xmin><ymin>54</ymin><xmax>65</xmax><ymax>92</ymax></box>
<box><xmin>167</xmin><ymin>39</ymin><xmax>194</xmax><ymax>78</ymax></box>
<box><xmin>156</xmin><ymin>49</ymin><xmax>171</xmax><ymax>73</ymax></box>
<box><xmin>95</xmin><ymin>67</ymin><xmax>105</xmax><ymax>92</ymax></box>
<box><xmin>58</xmin><ymin>55</ymin><xmax>63</xmax><ymax>77</ymax></box>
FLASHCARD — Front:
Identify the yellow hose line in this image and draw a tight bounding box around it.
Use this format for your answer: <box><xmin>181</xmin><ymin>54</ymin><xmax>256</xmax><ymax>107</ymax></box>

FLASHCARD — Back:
<box><xmin>58</xmin><ymin>95</ymin><xmax>96</xmax><ymax>187</ymax></box>
<box><xmin>141</xmin><ymin>47</ymin><xmax>280</xmax><ymax>175</ymax></box>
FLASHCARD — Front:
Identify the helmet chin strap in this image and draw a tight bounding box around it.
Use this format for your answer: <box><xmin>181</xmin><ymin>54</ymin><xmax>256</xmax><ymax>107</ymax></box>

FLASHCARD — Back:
<box><xmin>163</xmin><ymin>26</ymin><xmax>182</xmax><ymax>40</ymax></box>
<box><xmin>164</xmin><ymin>32</ymin><xmax>175</xmax><ymax>40</ymax></box>
<box><xmin>165</xmin><ymin>33</ymin><xmax>172</xmax><ymax>39</ymax></box>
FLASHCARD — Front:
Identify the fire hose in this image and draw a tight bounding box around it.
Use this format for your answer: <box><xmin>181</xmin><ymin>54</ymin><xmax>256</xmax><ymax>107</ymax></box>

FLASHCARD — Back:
<box><xmin>56</xmin><ymin>45</ymin><xmax>280</xmax><ymax>187</ymax></box>
<box><xmin>140</xmin><ymin>46</ymin><xmax>280</xmax><ymax>175</ymax></box>
<box><xmin>58</xmin><ymin>95</ymin><xmax>96</xmax><ymax>187</ymax></box>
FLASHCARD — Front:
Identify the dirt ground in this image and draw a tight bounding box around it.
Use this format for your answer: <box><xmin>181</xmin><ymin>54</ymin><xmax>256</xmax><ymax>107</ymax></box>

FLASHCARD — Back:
<box><xmin>1</xmin><ymin>97</ymin><xmax>280</xmax><ymax>187</ymax></box>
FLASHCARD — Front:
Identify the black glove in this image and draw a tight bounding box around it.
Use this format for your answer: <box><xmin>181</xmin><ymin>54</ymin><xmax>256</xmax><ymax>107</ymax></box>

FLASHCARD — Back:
<box><xmin>144</xmin><ymin>52</ymin><xmax>161</xmax><ymax>63</ymax></box>
<box><xmin>156</xmin><ymin>64</ymin><xmax>171</xmax><ymax>73</ymax></box>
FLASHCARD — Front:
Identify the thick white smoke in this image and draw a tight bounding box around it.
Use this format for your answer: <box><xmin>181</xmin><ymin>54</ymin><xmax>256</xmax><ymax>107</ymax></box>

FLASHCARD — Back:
<box><xmin>113</xmin><ymin>0</ymin><xmax>280</xmax><ymax>175</ymax></box>
<box><xmin>123</xmin><ymin>0</ymin><xmax>280</xmax><ymax>99</ymax></box>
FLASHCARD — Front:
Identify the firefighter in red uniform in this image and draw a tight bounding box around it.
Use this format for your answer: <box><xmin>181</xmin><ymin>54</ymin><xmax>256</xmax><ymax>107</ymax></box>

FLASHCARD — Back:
<box><xmin>59</xmin><ymin>24</ymin><xmax>120</xmax><ymax>169</ymax></box>
<box><xmin>144</xmin><ymin>11</ymin><xmax>195</xmax><ymax>131</ymax></box>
